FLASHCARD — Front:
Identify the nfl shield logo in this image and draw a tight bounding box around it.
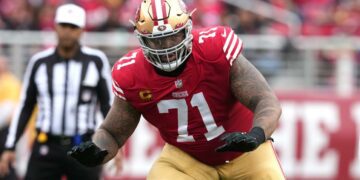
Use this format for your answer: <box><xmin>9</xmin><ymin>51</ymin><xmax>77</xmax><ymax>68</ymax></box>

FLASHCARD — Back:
<box><xmin>175</xmin><ymin>79</ymin><xmax>183</xmax><ymax>88</ymax></box>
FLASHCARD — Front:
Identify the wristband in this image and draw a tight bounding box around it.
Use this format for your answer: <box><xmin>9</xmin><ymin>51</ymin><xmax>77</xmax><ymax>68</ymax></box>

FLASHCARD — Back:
<box><xmin>249</xmin><ymin>127</ymin><xmax>266</xmax><ymax>144</ymax></box>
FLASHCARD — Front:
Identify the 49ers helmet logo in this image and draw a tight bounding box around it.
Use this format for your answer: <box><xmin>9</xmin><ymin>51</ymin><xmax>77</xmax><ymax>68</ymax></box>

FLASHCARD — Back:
<box><xmin>157</xmin><ymin>25</ymin><xmax>167</xmax><ymax>31</ymax></box>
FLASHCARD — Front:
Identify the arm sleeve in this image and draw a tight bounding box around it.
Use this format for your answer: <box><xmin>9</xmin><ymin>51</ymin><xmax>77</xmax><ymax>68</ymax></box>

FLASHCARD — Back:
<box><xmin>195</xmin><ymin>26</ymin><xmax>243</xmax><ymax>66</ymax></box>
<box><xmin>5</xmin><ymin>59</ymin><xmax>38</xmax><ymax>150</ymax></box>
<box><xmin>96</xmin><ymin>52</ymin><xmax>113</xmax><ymax>118</ymax></box>
<box><xmin>218</xmin><ymin>26</ymin><xmax>243</xmax><ymax>66</ymax></box>
<box><xmin>110</xmin><ymin>50</ymin><xmax>139</xmax><ymax>101</ymax></box>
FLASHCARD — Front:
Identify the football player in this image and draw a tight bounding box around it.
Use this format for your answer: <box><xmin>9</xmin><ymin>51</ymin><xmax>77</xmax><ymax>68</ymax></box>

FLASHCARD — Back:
<box><xmin>69</xmin><ymin>0</ymin><xmax>285</xmax><ymax>179</ymax></box>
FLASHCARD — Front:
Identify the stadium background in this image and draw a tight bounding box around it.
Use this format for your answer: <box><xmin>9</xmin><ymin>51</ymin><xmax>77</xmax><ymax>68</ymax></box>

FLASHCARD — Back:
<box><xmin>0</xmin><ymin>0</ymin><xmax>359</xmax><ymax>179</ymax></box>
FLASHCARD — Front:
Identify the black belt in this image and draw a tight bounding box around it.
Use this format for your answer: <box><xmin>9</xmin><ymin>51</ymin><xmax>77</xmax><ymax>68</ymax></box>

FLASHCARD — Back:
<box><xmin>37</xmin><ymin>132</ymin><xmax>93</xmax><ymax>146</ymax></box>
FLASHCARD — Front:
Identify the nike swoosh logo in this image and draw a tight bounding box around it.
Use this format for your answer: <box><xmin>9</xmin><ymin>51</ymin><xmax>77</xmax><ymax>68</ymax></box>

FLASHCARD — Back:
<box><xmin>221</xmin><ymin>29</ymin><xmax>227</xmax><ymax>37</ymax></box>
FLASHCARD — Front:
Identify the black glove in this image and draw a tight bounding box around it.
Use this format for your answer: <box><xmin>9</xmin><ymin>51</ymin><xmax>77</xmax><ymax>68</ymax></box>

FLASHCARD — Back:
<box><xmin>67</xmin><ymin>141</ymin><xmax>108</xmax><ymax>167</ymax></box>
<box><xmin>216</xmin><ymin>127</ymin><xmax>266</xmax><ymax>152</ymax></box>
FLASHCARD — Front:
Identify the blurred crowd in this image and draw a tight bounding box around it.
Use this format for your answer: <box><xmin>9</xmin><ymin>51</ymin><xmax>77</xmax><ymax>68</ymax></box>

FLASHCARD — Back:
<box><xmin>0</xmin><ymin>0</ymin><xmax>359</xmax><ymax>88</ymax></box>
<box><xmin>0</xmin><ymin>0</ymin><xmax>359</xmax><ymax>36</ymax></box>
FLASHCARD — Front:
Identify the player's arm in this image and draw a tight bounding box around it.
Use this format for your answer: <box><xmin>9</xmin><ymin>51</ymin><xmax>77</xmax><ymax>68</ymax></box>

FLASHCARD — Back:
<box><xmin>216</xmin><ymin>54</ymin><xmax>281</xmax><ymax>152</ymax></box>
<box><xmin>231</xmin><ymin>54</ymin><xmax>281</xmax><ymax>137</ymax></box>
<box><xmin>68</xmin><ymin>96</ymin><xmax>141</xmax><ymax>166</ymax></box>
<box><xmin>94</xmin><ymin>96</ymin><xmax>141</xmax><ymax>163</ymax></box>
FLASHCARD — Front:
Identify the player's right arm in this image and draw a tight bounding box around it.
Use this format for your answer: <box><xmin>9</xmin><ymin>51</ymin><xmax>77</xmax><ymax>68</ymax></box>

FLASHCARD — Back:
<box><xmin>93</xmin><ymin>96</ymin><xmax>141</xmax><ymax>163</ymax></box>
<box><xmin>94</xmin><ymin>51</ymin><xmax>142</xmax><ymax>162</ymax></box>
<box><xmin>68</xmin><ymin>50</ymin><xmax>141</xmax><ymax>167</ymax></box>
<box><xmin>67</xmin><ymin>96</ymin><xmax>141</xmax><ymax>167</ymax></box>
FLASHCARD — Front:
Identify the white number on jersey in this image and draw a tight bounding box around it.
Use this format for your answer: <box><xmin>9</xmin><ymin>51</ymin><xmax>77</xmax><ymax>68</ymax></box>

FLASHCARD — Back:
<box><xmin>157</xmin><ymin>92</ymin><xmax>225</xmax><ymax>142</ymax></box>
<box><xmin>198</xmin><ymin>27</ymin><xmax>217</xmax><ymax>44</ymax></box>
<box><xmin>116</xmin><ymin>52</ymin><xmax>137</xmax><ymax>70</ymax></box>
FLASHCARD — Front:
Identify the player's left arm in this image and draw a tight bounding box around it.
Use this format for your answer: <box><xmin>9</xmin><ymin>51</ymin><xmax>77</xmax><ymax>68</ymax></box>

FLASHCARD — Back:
<box><xmin>231</xmin><ymin>54</ymin><xmax>281</xmax><ymax>138</ymax></box>
<box><xmin>216</xmin><ymin>53</ymin><xmax>281</xmax><ymax>152</ymax></box>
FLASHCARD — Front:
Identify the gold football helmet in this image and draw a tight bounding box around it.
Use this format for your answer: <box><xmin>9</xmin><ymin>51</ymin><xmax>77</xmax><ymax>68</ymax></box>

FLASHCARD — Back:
<box><xmin>133</xmin><ymin>0</ymin><xmax>193</xmax><ymax>72</ymax></box>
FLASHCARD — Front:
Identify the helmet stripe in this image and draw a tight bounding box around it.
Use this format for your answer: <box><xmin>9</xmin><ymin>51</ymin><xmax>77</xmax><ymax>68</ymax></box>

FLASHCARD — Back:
<box><xmin>155</xmin><ymin>0</ymin><xmax>164</xmax><ymax>25</ymax></box>
<box><xmin>152</xmin><ymin>0</ymin><xmax>167</xmax><ymax>26</ymax></box>
<box><xmin>151</xmin><ymin>0</ymin><xmax>159</xmax><ymax>25</ymax></box>
<box><xmin>161</xmin><ymin>0</ymin><xmax>168</xmax><ymax>24</ymax></box>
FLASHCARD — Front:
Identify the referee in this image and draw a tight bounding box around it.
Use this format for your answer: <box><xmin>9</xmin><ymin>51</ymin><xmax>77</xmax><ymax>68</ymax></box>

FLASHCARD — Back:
<box><xmin>0</xmin><ymin>4</ymin><xmax>113</xmax><ymax>180</ymax></box>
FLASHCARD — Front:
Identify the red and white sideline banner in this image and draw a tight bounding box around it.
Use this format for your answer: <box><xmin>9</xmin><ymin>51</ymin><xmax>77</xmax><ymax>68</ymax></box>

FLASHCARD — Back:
<box><xmin>274</xmin><ymin>91</ymin><xmax>360</xmax><ymax>180</ymax></box>
<box><xmin>104</xmin><ymin>91</ymin><xmax>360</xmax><ymax>180</ymax></box>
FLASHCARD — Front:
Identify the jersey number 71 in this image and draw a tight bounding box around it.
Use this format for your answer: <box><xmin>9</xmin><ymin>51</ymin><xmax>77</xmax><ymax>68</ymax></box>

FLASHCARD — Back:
<box><xmin>157</xmin><ymin>92</ymin><xmax>225</xmax><ymax>143</ymax></box>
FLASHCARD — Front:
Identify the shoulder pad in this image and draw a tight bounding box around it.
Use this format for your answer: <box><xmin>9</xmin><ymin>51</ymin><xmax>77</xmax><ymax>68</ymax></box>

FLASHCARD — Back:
<box><xmin>192</xmin><ymin>26</ymin><xmax>243</xmax><ymax>65</ymax></box>
<box><xmin>111</xmin><ymin>49</ymin><xmax>142</xmax><ymax>99</ymax></box>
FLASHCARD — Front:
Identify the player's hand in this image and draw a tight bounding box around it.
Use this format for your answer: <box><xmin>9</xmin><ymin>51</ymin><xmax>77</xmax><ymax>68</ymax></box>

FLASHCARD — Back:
<box><xmin>216</xmin><ymin>127</ymin><xmax>266</xmax><ymax>152</ymax></box>
<box><xmin>67</xmin><ymin>141</ymin><xmax>108</xmax><ymax>167</ymax></box>
<box><xmin>0</xmin><ymin>151</ymin><xmax>16</xmax><ymax>177</ymax></box>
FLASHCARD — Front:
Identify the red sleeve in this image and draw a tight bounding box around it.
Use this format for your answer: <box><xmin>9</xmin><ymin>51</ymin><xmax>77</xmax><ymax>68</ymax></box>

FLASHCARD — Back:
<box><xmin>193</xmin><ymin>26</ymin><xmax>243</xmax><ymax>66</ymax></box>
<box><xmin>220</xmin><ymin>26</ymin><xmax>243</xmax><ymax>65</ymax></box>
<box><xmin>111</xmin><ymin>50</ymin><xmax>139</xmax><ymax>100</ymax></box>
<box><xmin>112</xmin><ymin>80</ymin><xmax>126</xmax><ymax>100</ymax></box>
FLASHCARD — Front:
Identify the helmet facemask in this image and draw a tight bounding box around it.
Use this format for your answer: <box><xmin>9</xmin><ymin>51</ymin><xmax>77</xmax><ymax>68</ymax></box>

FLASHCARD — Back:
<box><xmin>136</xmin><ymin>20</ymin><xmax>193</xmax><ymax>72</ymax></box>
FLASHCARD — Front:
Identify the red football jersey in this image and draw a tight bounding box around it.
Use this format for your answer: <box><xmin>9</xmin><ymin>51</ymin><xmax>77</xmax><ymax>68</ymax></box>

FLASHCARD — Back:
<box><xmin>112</xmin><ymin>26</ymin><xmax>253</xmax><ymax>166</ymax></box>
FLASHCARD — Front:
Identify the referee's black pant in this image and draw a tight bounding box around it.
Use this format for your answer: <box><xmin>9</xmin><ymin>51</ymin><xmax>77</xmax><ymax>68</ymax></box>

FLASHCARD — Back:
<box><xmin>25</xmin><ymin>135</ymin><xmax>102</xmax><ymax>180</ymax></box>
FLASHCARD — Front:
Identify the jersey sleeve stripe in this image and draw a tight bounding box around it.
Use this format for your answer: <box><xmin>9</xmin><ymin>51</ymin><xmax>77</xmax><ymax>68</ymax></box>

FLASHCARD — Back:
<box><xmin>112</xmin><ymin>81</ymin><xmax>124</xmax><ymax>94</ymax></box>
<box><xmin>223</xmin><ymin>30</ymin><xmax>234</xmax><ymax>52</ymax></box>
<box><xmin>111</xmin><ymin>82</ymin><xmax>126</xmax><ymax>100</ymax></box>
<box><xmin>113</xmin><ymin>90</ymin><xmax>126</xmax><ymax>100</ymax></box>
<box><xmin>225</xmin><ymin>35</ymin><xmax>239</xmax><ymax>60</ymax></box>
<box><xmin>229</xmin><ymin>40</ymin><xmax>243</xmax><ymax>66</ymax></box>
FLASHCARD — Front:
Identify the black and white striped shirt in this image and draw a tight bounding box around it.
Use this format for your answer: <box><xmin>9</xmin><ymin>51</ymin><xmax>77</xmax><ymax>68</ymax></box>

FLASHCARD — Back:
<box><xmin>5</xmin><ymin>46</ymin><xmax>113</xmax><ymax>150</ymax></box>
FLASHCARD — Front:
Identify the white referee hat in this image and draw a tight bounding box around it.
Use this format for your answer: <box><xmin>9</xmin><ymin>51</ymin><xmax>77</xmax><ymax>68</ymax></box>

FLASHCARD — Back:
<box><xmin>55</xmin><ymin>4</ymin><xmax>86</xmax><ymax>28</ymax></box>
